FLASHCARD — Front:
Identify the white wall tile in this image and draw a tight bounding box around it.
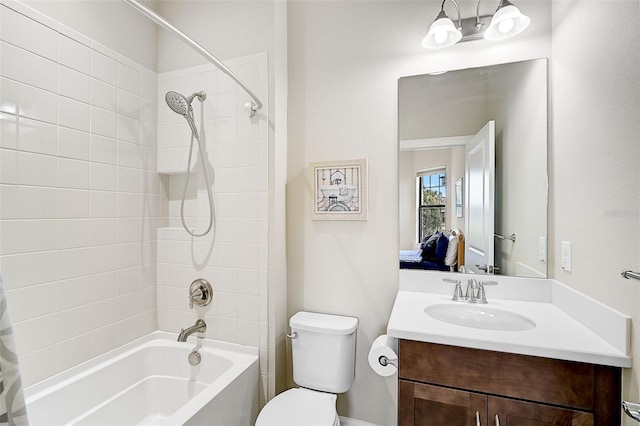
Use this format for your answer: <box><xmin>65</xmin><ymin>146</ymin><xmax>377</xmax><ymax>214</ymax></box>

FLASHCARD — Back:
<box><xmin>117</xmin><ymin>89</ymin><xmax>140</xmax><ymax>120</ymax></box>
<box><xmin>118</xmin><ymin>242</ymin><xmax>141</xmax><ymax>269</ymax></box>
<box><xmin>58</xmin><ymin>65</ymin><xmax>90</xmax><ymax>103</ymax></box>
<box><xmin>91</xmin><ymin>78</ymin><xmax>117</xmax><ymax>112</ymax></box>
<box><xmin>0</xmin><ymin>251</ymin><xmax>57</xmax><ymax>289</ymax></box>
<box><xmin>0</xmin><ymin>219</ymin><xmax>57</xmax><ymax>255</ymax></box>
<box><xmin>117</xmin><ymin>193</ymin><xmax>141</xmax><ymax>218</ymax></box>
<box><xmin>118</xmin><ymin>141</ymin><xmax>141</xmax><ymax>169</ymax></box>
<box><xmin>89</xmin><ymin>163</ymin><xmax>117</xmax><ymax>191</ymax></box>
<box><xmin>1</xmin><ymin>185</ymin><xmax>57</xmax><ymax>219</ymax></box>
<box><xmin>17</xmin><ymin>151</ymin><xmax>57</xmax><ymax>187</ymax></box>
<box><xmin>117</xmin><ymin>167</ymin><xmax>140</xmax><ymax>193</ymax></box>
<box><xmin>57</xmin><ymin>158</ymin><xmax>89</xmax><ymax>189</ymax></box>
<box><xmin>140</xmin><ymin>122</ymin><xmax>157</xmax><ymax>148</ymax></box>
<box><xmin>90</xmin><ymin>107</ymin><xmax>117</xmax><ymax>138</ymax></box>
<box><xmin>57</xmin><ymin>189</ymin><xmax>89</xmax><ymax>219</ymax></box>
<box><xmin>89</xmin><ymin>191</ymin><xmax>117</xmax><ymax>218</ymax></box>
<box><xmin>0</xmin><ymin>5</ymin><xmax>161</xmax><ymax>384</ymax></box>
<box><xmin>117</xmin><ymin>218</ymin><xmax>142</xmax><ymax>244</ymax></box>
<box><xmin>58</xmin><ymin>127</ymin><xmax>89</xmax><ymax>161</ymax></box>
<box><xmin>56</xmin><ymin>219</ymin><xmax>90</xmax><ymax>250</ymax></box>
<box><xmin>58</xmin><ymin>96</ymin><xmax>90</xmax><ymax>132</ymax></box>
<box><xmin>0</xmin><ymin>6</ymin><xmax>57</xmax><ymax>61</ymax></box>
<box><xmin>0</xmin><ymin>149</ymin><xmax>17</xmax><ymax>184</ymax></box>
<box><xmin>58</xmin><ymin>34</ymin><xmax>90</xmax><ymax>75</ymax></box>
<box><xmin>118</xmin><ymin>63</ymin><xmax>140</xmax><ymax>95</ymax></box>
<box><xmin>91</xmin><ymin>50</ymin><xmax>117</xmax><ymax>86</ymax></box>
<box><xmin>140</xmin><ymin>67</ymin><xmax>157</xmax><ymax>102</ymax></box>
<box><xmin>139</xmin><ymin>99</ymin><xmax>156</xmax><ymax>125</ymax></box>
<box><xmin>90</xmin><ymin>134</ymin><xmax>117</xmax><ymax>165</ymax></box>
<box><xmin>90</xmin><ymin>219</ymin><xmax>118</xmax><ymax>246</ymax></box>
<box><xmin>0</xmin><ymin>77</ymin><xmax>57</xmax><ymax>124</ymax></box>
<box><xmin>90</xmin><ymin>245</ymin><xmax>117</xmax><ymax>275</ymax></box>
<box><xmin>210</xmin><ymin>142</ymin><xmax>237</xmax><ymax>168</ymax></box>
<box><xmin>0</xmin><ymin>41</ymin><xmax>57</xmax><ymax>92</ymax></box>
<box><xmin>117</xmin><ymin>114</ymin><xmax>140</xmax><ymax>144</ymax></box>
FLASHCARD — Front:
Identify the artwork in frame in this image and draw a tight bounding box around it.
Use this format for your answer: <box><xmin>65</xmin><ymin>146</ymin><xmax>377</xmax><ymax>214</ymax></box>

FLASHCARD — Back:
<box><xmin>309</xmin><ymin>159</ymin><xmax>368</xmax><ymax>221</ymax></box>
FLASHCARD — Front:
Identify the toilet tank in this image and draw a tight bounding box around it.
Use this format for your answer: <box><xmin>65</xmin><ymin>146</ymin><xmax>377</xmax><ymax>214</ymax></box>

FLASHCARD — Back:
<box><xmin>290</xmin><ymin>311</ymin><xmax>358</xmax><ymax>394</ymax></box>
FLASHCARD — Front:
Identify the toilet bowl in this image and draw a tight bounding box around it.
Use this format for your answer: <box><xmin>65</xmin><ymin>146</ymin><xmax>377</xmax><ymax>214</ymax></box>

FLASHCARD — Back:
<box><xmin>255</xmin><ymin>388</ymin><xmax>339</xmax><ymax>426</ymax></box>
<box><xmin>255</xmin><ymin>311</ymin><xmax>358</xmax><ymax>426</ymax></box>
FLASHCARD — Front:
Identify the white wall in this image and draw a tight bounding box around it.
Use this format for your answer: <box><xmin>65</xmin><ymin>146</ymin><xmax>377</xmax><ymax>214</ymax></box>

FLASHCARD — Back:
<box><xmin>550</xmin><ymin>0</ymin><xmax>640</xmax><ymax>417</ymax></box>
<box><xmin>287</xmin><ymin>1</ymin><xmax>550</xmax><ymax>424</ymax></box>
<box><xmin>0</xmin><ymin>1</ymin><xmax>163</xmax><ymax>386</ymax></box>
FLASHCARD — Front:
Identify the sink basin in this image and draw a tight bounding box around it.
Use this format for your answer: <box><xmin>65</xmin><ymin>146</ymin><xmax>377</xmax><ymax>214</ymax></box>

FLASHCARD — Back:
<box><xmin>424</xmin><ymin>304</ymin><xmax>536</xmax><ymax>331</ymax></box>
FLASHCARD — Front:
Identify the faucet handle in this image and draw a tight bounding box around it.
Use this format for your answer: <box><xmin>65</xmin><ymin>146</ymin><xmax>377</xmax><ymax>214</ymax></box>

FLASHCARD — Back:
<box><xmin>477</xmin><ymin>281</ymin><xmax>498</xmax><ymax>304</ymax></box>
<box><xmin>443</xmin><ymin>278</ymin><xmax>463</xmax><ymax>301</ymax></box>
<box><xmin>189</xmin><ymin>279</ymin><xmax>213</xmax><ymax>310</ymax></box>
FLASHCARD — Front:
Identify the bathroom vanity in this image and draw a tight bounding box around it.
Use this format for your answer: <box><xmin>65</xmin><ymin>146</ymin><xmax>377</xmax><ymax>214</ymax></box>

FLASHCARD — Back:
<box><xmin>398</xmin><ymin>340</ymin><xmax>619</xmax><ymax>425</ymax></box>
<box><xmin>389</xmin><ymin>271</ymin><xmax>632</xmax><ymax>426</ymax></box>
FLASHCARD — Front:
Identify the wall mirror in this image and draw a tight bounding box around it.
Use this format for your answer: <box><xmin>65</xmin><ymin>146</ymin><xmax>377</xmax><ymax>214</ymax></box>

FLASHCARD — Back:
<box><xmin>398</xmin><ymin>58</ymin><xmax>548</xmax><ymax>278</ymax></box>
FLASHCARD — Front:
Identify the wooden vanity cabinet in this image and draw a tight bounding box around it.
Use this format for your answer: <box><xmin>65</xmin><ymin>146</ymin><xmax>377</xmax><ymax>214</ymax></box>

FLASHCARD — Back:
<box><xmin>398</xmin><ymin>340</ymin><xmax>621</xmax><ymax>426</ymax></box>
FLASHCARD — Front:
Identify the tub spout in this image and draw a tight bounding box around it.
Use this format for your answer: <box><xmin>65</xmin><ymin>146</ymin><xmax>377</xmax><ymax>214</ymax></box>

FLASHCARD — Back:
<box><xmin>177</xmin><ymin>319</ymin><xmax>207</xmax><ymax>342</ymax></box>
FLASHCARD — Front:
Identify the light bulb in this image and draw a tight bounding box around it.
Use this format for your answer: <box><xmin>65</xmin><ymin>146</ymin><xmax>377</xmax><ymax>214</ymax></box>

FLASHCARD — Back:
<box><xmin>434</xmin><ymin>31</ymin><xmax>448</xmax><ymax>45</ymax></box>
<box><xmin>498</xmin><ymin>18</ymin><xmax>514</xmax><ymax>34</ymax></box>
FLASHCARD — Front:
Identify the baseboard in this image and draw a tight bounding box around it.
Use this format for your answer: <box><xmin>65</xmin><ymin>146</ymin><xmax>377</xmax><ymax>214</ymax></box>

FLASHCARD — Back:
<box><xmin>339</xmin><ymin>416</ymin><xmax>382</xmax><ymax>426</ymax></box>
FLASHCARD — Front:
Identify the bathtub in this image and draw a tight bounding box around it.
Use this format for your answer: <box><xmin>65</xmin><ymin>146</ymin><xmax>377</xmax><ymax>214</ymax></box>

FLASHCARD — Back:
<box><xmin>24</xmin><ymin>331</ymin><xmax>260</xmax><ymax>425</ymax></box>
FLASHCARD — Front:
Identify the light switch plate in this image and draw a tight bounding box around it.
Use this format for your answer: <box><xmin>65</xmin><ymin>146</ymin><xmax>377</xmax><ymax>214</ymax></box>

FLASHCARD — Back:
<box><xmin>561</xmin><ymin>241</ymin><xmax>572</xmax><ymax>272</ymax></box>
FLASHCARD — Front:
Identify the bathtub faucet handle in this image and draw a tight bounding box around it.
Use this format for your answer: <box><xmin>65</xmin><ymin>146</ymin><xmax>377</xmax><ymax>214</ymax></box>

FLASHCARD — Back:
<box><xmin>189</xmin><ymin>279</ymin><xmax>213</xmax><ymax>310</ymax></box>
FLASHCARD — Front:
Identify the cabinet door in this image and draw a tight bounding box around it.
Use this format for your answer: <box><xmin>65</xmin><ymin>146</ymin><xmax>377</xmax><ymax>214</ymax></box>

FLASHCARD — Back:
<box><xmin>400</xmin><ymin>380</ymin><xmax>488</xmax><ymax>426</ymax></box>
<box><xmin>489</xmin><ymin>396</ymin><xmax>594</xmax><ymax>426</ymax></box>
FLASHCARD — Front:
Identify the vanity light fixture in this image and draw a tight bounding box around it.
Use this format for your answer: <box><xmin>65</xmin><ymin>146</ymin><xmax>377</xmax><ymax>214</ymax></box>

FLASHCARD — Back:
<box><xmin>422</xmin><ymin>0</ymin><xmax>531</xmax><ymax>49</ymax></box>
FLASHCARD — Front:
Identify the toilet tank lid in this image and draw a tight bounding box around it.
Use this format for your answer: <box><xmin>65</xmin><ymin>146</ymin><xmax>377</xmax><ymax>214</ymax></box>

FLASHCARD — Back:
<box><xmin>290</xmin><ymin>311</ymin><xmax>358</xmax><ymax>335</ymax></box>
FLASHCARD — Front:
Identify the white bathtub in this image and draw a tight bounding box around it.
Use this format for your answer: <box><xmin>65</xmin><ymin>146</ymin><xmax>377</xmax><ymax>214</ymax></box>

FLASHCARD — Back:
<box><xmin>24</xmin><ymin>331</ymin><xmax>260</xmax><ymax>425</ymax></box>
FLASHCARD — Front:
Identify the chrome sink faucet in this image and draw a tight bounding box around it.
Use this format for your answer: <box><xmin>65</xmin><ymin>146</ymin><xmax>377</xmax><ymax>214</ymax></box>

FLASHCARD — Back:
<box><xmin>466</xmin><ymin>278</ymin><xmax>479</xmax><ymax>303</ymax></box>
<box><xmin>177</xmin><ymin>319</ymin><xmax>207</xmax><ymax>342</ymax></box>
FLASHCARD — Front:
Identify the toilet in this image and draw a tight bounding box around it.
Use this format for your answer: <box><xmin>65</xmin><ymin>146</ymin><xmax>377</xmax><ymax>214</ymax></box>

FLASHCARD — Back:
<box><xmin>255</xmin><ymin>311</ymin><xmax>359</xmax><ymax>426</ymax></box>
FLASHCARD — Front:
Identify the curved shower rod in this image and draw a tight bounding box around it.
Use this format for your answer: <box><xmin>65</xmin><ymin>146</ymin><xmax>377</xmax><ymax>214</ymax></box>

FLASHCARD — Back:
<box><xmin>123</xmin><ymin>0</ymin><xmax>263</xmax><ymax>117</ymax></box>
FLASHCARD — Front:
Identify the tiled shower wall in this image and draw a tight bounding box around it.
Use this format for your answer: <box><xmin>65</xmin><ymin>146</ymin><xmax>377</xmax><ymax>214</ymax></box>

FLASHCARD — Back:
<box><xmin>0</xmin><ymin>2</ymin><xmax>165</xmax><ymax>386</ymax></box>
<box><xmin>155</xmin><ymin>55</ymin><xmax>269</xmax><ymax>398</ymax></box>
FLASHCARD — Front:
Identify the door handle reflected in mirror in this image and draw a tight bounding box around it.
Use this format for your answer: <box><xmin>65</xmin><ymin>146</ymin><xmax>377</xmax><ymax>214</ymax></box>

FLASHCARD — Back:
<box><xmin>475</xmin><ymin>410</ymin><xmax>481</xmax><ymax>426</ymax></box>
<box><xmin>495</xmin><ymin>414</ymin><xmax>500</xmax><ymax>426</ymax></box>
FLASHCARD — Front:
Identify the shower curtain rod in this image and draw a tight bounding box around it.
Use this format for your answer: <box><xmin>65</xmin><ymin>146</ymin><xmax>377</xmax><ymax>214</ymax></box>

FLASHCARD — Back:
<box><xmin>123</xmin><ymin>0</ymin><xmax>263</xmax><ymax>117</ymax></box>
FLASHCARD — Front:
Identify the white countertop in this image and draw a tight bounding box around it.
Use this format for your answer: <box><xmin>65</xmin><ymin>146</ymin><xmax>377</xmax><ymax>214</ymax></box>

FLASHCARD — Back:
<box><xmin>388</xmin><ymin>272</ymin><xmax>632</xmax><ymax>368</ymax></box>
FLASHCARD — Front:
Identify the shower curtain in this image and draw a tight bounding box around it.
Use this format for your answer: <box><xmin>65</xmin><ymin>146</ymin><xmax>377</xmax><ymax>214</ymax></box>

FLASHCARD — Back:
<box><xmin>0</xmin><ymin>275</ymin><xmax>28</xmax><ymax>426</ymax></box>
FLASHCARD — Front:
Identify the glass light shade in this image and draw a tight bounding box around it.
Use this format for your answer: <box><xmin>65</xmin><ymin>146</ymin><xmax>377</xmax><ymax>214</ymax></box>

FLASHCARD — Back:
<box><xmin>422</xmin><ymin>15</ymin><xmax>462</xmax><ymax>49</ymax></box>
<box><xmin>484</xmin><ymin>3</ymin><xmax>530</xmax><ymax>40</ymax></box>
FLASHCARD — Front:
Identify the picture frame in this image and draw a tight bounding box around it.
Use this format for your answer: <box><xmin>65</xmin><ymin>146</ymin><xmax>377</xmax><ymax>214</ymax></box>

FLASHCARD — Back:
<box><xmin>455</xmin><ymin>177</ymin><xmax>463</xmax><ymax>218</ymax></box>
<box><xmin>309</xmin><ymin>159</ymin><xmax>368</xmax><ymax>221</ymax></box>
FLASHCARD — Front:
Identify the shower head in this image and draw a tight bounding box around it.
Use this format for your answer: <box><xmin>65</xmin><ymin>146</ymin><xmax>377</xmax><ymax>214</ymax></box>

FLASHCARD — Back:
<box><xmin>165</xmin><ymin>91</ymin><xmax>206</xmax><ymax>138</ymax></box>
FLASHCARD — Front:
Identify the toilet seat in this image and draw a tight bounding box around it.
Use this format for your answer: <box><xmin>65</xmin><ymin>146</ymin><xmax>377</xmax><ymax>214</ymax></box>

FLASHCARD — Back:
<box><xmin>255</xmin><ymin>388</ymin><xmax>340</xmax><ymax>426</ymax></box>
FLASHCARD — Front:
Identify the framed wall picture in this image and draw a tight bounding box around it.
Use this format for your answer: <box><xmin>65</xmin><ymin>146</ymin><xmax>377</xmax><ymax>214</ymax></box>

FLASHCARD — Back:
<box><xmin>309</xmin><ymin>159</ymin><xmax>368</xmax><ymax>221</ymax></box>
<box><xmin>455</xmin><ymin>177</ymin><xmax>463</xmax><ymax>218</ymax></box>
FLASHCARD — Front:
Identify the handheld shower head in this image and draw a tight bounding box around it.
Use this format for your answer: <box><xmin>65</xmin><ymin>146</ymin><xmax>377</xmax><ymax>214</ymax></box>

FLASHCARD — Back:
<box><xmin>165</xmin><ymin>91</ymin><xmax>206</xmax><ymax>138</ymax></box>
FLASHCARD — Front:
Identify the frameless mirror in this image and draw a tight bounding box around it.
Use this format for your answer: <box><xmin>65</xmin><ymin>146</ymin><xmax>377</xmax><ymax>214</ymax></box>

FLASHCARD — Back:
<box><xmin>398</xmin><ymin>58</ymin><xmax>548</xmax><ymax>278</ymax></box>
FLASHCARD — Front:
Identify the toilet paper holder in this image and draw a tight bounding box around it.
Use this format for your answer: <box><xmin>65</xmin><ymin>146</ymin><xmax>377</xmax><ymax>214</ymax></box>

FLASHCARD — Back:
<box><xmin>378</xmin><ymin>355</ymin><xmax>398</xmax><ymax>368</ymax></box>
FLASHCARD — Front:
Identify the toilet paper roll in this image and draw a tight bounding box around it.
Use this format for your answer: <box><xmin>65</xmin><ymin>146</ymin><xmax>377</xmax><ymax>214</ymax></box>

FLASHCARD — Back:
<box><xmin>368</xmin><ymin>335</ymin><xmax>398</xmax><ymax>377</ymax></box>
